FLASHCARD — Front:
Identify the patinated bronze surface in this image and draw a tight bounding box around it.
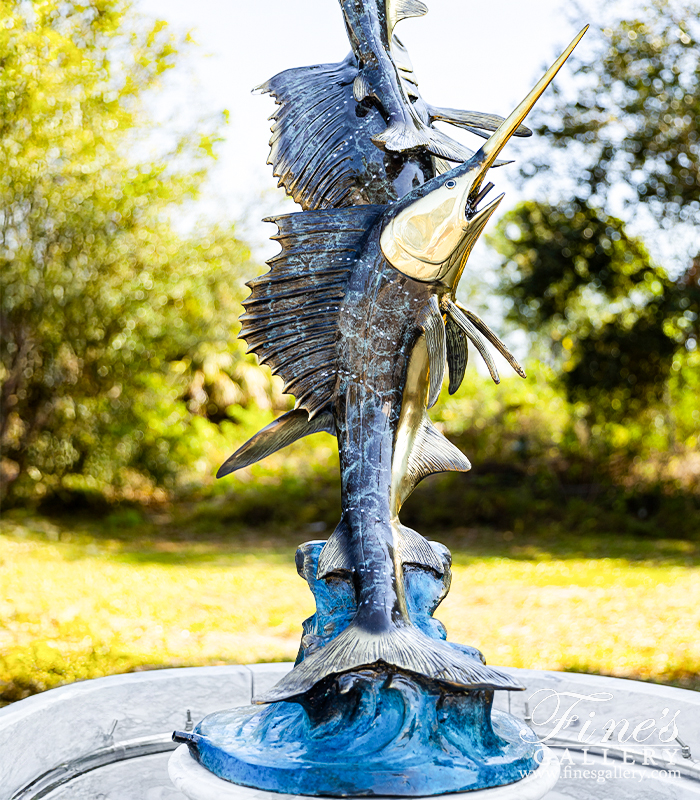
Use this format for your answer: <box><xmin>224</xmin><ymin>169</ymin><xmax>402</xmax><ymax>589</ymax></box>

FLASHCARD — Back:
<box><xmin>174</xmin><ymin>3</ymin><xmax>587</xmax><ymax>794</ymax></box>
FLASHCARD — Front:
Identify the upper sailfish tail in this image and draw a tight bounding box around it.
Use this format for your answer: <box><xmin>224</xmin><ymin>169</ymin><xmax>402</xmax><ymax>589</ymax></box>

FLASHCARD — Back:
<box><xmin>253</xmin><ymin>622</ymin><xmax>524</xmax><ymax>704</ymax></box>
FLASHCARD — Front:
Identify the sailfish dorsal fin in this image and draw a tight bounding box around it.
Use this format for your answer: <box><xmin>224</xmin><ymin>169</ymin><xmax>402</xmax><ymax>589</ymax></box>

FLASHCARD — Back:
<box><xmin>240</xmin><ymin>206</ymin><xmax>385</xmax><ymax>419</ymax></box>
<box><xmin>386</xmin><ymin>0</ymin><xmax>429</xmax><ymax>34</ymax></box>
<box><xmin>257</xmin><ymin>55</ymin><xmax>365</xmax><ymax>210</ymax></box>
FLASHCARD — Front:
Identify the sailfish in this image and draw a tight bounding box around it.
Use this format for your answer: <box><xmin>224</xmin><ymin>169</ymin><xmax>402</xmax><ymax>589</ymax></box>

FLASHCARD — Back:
<box><xmin>220</xmin><ymin>29</ymin><xmax>588</xmax><ymax>704</ymax></box>
<box><xmin>255</xmin><ymin>0</ymin><xmax>533</xmax><ymax>210</ymax></box>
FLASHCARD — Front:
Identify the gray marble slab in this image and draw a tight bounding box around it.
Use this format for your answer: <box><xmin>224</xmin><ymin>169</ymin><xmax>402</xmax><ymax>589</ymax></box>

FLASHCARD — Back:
<box><xmin>45</xmin><ymin>752</ymin><xmax>187</xmax><ymax>800</ymax></box>
<box><xmin>246</xmin><ymin>661</ymin><xmax>293</xmax><ymax>699</ymax></box>
<box><xmin>0</xmin><ymin>665</ymin><xmax>255</xmax><ymax>799</ymax></box>
<box><xmin>1</xmin><ymin>663</ymin><xmax>699</xmax><ymax>800</ymax></box>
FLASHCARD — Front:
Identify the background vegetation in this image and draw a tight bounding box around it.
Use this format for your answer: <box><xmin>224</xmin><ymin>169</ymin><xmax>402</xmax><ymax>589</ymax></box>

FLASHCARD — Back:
<box><xmin>0</xmin><ymin>0</ymin><xmax>698</xmax><ymax>704</ymax></box>
<box><xmin>0</xmin><ymin>0</ymin><xmax>284</xmax><ymax>506</ymax></box>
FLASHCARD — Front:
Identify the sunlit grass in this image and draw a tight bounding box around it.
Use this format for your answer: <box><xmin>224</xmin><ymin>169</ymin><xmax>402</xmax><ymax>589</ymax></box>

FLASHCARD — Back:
<box><xmin>1</xmin><ymin>512</ymin><xmax>699</xmax><ymax>704</ymax></box>
<box><xmin>441</xmin><ymin>556</ymin><xmax>700</xmax><ymax>685</ymax></box>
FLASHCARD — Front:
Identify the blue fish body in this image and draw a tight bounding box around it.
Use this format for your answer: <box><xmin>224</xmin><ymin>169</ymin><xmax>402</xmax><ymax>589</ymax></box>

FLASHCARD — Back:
<box><xmin>334</xmin><ymin>233</ymin><xmax>430</xmax><ymax>634</ymax></box>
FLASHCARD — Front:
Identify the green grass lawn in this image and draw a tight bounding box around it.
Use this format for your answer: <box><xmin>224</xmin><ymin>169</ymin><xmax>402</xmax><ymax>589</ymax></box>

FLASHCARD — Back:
<box><xmin>1</xmin><ymin>508</ymin><xmax>699</xmax><ymax>705</ymax></box>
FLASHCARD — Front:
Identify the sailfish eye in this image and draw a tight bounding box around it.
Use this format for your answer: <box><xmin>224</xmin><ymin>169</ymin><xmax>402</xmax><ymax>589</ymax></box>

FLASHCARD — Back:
<box><xmin>444</xmin><ymin>179</ymin><xmax>457</xmax><ymax>189</ymax></box>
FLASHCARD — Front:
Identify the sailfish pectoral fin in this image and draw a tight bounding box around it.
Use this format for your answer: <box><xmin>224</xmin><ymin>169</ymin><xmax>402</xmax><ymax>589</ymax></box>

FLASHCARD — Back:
<box><xmin>427</xmin><ymin>105</ymin><xmax>532</xmax><ymax>139</ymax></box>
<box><xmin>419</xmin><ymin>296</ymin><xmax>446</xmax><ymax>408</ymax></box>
<box><xmin>441</xmin><ymin>299</ymin><xmax>526</xmax><ymax>383</ymax></box>
<box><xmin>456</xmin><ymin>303</ymin><xmax>526</xmax><ymax>379</ymax></box>
<box><xmin>371</xmin><ymin>119</ymin><xmax>478</xmax><ymax>164</ymax></box>
<box><xmin>217</xmin><ymin>408</ymin><xmax>335</xmax><ymax>477</ymax></box>
<box><xmin>445</xmin><ymin>315</ymin><xmax>468</xmax><ymax>394</ymax></box>
<box><xmin>352</xmin><ymin>72</ymin><xmax>375</xmax><ymax>103</ymax></box>
<box><xmin>252</xmin><ymin>622</ymin><xmax>525</xmax><ymax>704</ymax></box>
<box><xmin>441</xmin><ymin>299</ymin><xmax>500</xmax><ymax>384</ymax></box>
<box><xmin>431</xmin><ymin>154</ymin><xmax>513</xmax><ymax>174</ymax></box>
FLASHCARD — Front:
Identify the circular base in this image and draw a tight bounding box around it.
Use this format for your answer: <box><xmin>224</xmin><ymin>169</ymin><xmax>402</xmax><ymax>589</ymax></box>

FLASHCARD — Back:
<box><xmin>169</xmin><ymin>744</ymin><xmax>560</xmax><ymax>800</ymax></box>
<box><xmin>5</xmin><ymin>664</ymin><xmax>700</xmax><ymax>799</ymax></box>
<box><xmin>177</xmin><ymin>670</ymin><xmax>541</xmax><ymax>796</ymax></box>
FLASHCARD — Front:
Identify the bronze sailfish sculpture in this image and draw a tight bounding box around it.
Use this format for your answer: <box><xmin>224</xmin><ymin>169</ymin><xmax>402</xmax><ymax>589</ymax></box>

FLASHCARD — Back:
<box><xmin>218</xmin><ymin>26</ymin><xmax>587</xmax><ymax>706</ymax></box>
<box><xmin>254</xmin><ymin>0</ymin><xmax>532</xmax><ymax>210</ymax></box>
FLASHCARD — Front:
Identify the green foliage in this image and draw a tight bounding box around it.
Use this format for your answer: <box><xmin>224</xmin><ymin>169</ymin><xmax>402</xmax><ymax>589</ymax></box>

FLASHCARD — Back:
<box><xmin>412</xmin><ymin>366</ymin><xmax>700</xmax><ymax>538</ymax></box>
<box><xmin>489</xmin><ymin>0</ymin><xmax>700</xmax><ymax>426</ymax></box>
<box><xmin>0</xmin><ymin>0</ymin><xmax>279</xmax><ymax>505</ymax></box>
<box><xmin>491</xmin><ymin>199</ymin><xmax>662</xmax><ymax>329</ymax></box>
<box><xmin>489</xmin><ymin>200</ymin><xmax>698</xmax><ymax>419</ymax></box>
<box><xmin>525</xmin><ymin>0</ymin><xmax>700</xmax><ymax>226</ymax></box>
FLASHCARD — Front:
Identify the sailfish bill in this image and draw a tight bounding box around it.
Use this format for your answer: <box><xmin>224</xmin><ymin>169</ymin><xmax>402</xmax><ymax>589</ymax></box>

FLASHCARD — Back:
<box><xmin>380</xmin><ymin>26</ymin><xmax>589</xmax><ymax>289</ymax></box>
<box><xmin>471</xmin><ymin>26</ymin><xmax>590</xmax><ymax>195</ymax></box>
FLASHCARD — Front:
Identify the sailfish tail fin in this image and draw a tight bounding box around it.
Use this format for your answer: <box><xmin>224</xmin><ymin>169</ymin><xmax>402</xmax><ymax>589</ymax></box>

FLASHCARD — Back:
<box><xmin>253</xmin><ymin>621</ymin><xmax>524</xmax><ymax>703</ymax></box>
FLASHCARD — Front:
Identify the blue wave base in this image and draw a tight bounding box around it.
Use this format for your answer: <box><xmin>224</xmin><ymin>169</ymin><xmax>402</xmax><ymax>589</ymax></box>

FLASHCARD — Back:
<box><xmin>178</xmin><ymin>670</ymin><xmax>541</xmax><ymax>796</ymax></box>
<box><xmin>174</xmin><ymin>541</ymin><xmax>540</xmax><ymax>796</ymax></box>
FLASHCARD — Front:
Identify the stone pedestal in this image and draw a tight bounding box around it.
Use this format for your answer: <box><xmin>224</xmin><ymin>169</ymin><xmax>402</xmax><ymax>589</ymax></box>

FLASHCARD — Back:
<box><xmin>168</xmin><ymin>743</ymin><xmax>561</xmax><ymax>800</ymax></box>
<box><xmin>2</xmin><ymin>664</ymin><xmax>699</xmax><ymax>799</ymax></box>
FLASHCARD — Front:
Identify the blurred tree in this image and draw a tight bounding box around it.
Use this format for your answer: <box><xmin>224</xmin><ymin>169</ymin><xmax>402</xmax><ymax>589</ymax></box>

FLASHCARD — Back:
<box><xmin>0</xmin><ymin>0</ymin><xmax>277</xmax><ymax>504</ymax></box>
<box><xmin>490</xmin><ymin>0</ymin><xmax>699</xmax><ymax>424</ymax></box>
<box><xmin>491</xmin><ymin>199</ymin><xmax>698</xmax><ymax>420</ymax></box>
<box><xmin>525</xmin><ymin>0</ymin><xmax>699</xmax><ymax>226</ymax></box>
